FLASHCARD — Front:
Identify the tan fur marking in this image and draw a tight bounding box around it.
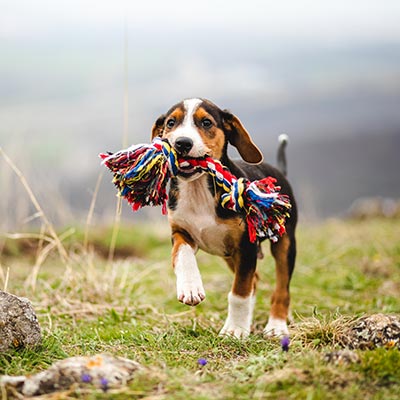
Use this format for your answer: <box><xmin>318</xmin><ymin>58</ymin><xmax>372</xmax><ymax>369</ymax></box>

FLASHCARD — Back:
<box><xmin>193</xmin><ymin>107</ymin><xmax>226</xmax><ymax>160</ymax></box>
<box><xmin>218</xmin><ymin>215</ymin><xmax>246</xmax><ymax>254</ymax></box>
<box><xmin>151</xmin><ymin>107</ymin><xmax>185</xmax><ymax>140</ymax></box>
<box><xmin>219</xmin><ymin>217</ymin><xmax>256</xmax><ymax>298</ymax></box>
<box><xmin>171</xmin><ymin>228</ymin><xmax>195</xmax><ymax>268</ymax></box>
<box><xmin>163</xmin><ymin>109</ymin><xmax>185</xmax><ymax>136</ymax></box>
<box><xmin>225</xmin><ymin>255</ymin><xmax>258</xmax><ymax>298</ymax></box>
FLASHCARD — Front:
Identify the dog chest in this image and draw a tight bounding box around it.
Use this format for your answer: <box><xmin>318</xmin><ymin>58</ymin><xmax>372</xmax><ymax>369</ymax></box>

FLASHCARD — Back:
<box><xmin>169</xmin><ymin>177</ymin><xmax>241</xmax><ymax>257</ymax></box>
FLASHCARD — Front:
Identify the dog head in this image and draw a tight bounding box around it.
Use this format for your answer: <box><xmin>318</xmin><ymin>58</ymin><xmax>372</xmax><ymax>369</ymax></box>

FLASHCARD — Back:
<box><xmin>151</xmin><ymin>99</ymin><xmax>263</xmax><ymax>178</ymax></box>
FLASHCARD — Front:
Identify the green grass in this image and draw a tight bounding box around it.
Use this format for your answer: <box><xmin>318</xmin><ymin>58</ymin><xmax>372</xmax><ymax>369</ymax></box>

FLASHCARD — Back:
<box><xmin>1</xmin><ymin>218</ymin><xmax>399</xmax><ymax>399</ymax></box>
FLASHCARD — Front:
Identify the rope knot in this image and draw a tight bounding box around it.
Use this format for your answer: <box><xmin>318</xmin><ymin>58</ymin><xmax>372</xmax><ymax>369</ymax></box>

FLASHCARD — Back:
<box><xmin>154</xmin><ymin>138</ymin><xmax>179</xmax><ymax>177</ymax></box>
<box><xmin>221</xmin><ymin>178</ymin><xmax>247</xmax><ymax>213</ymax></box>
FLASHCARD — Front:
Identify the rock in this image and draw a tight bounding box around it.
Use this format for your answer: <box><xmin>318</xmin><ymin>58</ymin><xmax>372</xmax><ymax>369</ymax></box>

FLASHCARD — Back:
<box><xmin>324</xmin><ymin>349</ymin><xmax>360</xmax><ymax>365</ymax></box>
<box><xmin>1</xmin><ymin>354</ymin><xmax>141</xmax><ymax>397</ymax></box>
<box><xmin>0</xmin><ymin>290</ymin><xmax>42</xmax><ymax>352</ymax></box>
<box><xmin>340</xmin><ymin>314</ymin><xmax>400</xmax><ymax>350</ymax></box>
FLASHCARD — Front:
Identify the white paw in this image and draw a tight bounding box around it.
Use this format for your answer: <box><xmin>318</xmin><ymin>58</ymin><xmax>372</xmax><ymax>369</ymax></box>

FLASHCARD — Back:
<box><xmin>219</xmin><ymin>319</ymin><xmax>250</xmax><ymax>339</ymax></box>
<box><xmin>177</xmin><ymin>282</ymin><xmax>205</xmax><ymax>306</ymax></box>
<box><xmin>263</xmin><ymin>317</ymin><xmax>289</xmax><ymax>337</ymax></box>
<box><xmin>174</xmin><ymin>244</ymin><xmax>205</xmax><ymax>306</ymax></box>
<box><xmin>219</xmin><ymin>292</ymin><xmax>255</xmax><ymax>339</ymax></box>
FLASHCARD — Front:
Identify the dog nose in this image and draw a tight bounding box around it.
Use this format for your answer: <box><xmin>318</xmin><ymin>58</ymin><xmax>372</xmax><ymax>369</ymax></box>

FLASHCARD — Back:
<box><xmin>174</xmin><ymin>137</ymin><xmax>193</xmax><ymax>156</ymax></box>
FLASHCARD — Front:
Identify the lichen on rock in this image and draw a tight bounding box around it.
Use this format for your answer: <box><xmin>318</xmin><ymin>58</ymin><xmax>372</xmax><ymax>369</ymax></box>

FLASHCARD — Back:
<box><xmin>0</xmin><ymin>290</ymin><xmax>42</xmax><ymax>352</ymax></box>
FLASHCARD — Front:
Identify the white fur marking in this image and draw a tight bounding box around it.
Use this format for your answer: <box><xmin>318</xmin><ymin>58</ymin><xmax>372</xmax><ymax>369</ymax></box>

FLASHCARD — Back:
<box><xmin>170</xmin><ymin>98</ymin><xmax>208</xmax><ymax>158</ymax></box>
<box><xmin>169</xmin><ymin>176</ymin><xmax>231</xmax><ymax>256</ymax></box>
<box><xmin>219</xmin><ymin>292</ymin><xmax>255</xmax><ymax>339</ymax></box>
<box><xmin>264</xmin><ymin>316</ymin><xmax>289</xmax><ymax>337</ymax></box>
<box><xmin>184</xmin><ymin>98</ymin><xmax>202</xmax><ymax>126</ymax></box>
<box><xmin>174</xmin><ymin>244</ymin><xmax>205</xmax><ymax>306</ymax></box>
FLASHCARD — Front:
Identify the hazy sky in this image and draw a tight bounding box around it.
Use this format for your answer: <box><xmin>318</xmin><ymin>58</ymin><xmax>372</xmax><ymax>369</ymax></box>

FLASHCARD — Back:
<box><xmin>2</xmin><ymin>0</ymin><xmax>400</xmax><ymax>45</ymax></box>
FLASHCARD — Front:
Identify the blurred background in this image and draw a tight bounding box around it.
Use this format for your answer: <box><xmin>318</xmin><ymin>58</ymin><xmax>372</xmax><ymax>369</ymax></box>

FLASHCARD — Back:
<box><xmin>1</xmin><ymin>0</ymin><xmax>400</xmax><ymax>230</ymax></box>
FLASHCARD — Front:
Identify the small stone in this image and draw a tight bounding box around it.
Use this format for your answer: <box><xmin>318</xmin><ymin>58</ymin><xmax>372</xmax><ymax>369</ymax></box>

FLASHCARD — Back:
<box><xmin>324</xmin><ymin>350</ymin><xmax>360</xmax><ymax>365</ymax></box>
<box><xmin>0</xmin><ymin>290</ymin><xmax>42</xmax><ymax>352</ymax></box>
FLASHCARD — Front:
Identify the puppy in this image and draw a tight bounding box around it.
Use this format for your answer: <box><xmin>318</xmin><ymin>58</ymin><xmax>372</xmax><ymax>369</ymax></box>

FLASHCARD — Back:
<box><xmin>151</xmin><ymin>98</ymin><xmax>297</xmax><ymax>338</ymax></box>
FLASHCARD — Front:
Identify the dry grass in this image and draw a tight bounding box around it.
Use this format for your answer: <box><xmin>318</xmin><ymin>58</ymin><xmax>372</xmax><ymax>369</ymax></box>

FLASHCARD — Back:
<box><xmin>291</xmin><ymin>312</ymin><xmax>357</xmax><ymax>348</ymax></box>
<box><xmin>0</xmin><ymin>147</ymin><xmax>68</xmax><ymax>264</ymax></box>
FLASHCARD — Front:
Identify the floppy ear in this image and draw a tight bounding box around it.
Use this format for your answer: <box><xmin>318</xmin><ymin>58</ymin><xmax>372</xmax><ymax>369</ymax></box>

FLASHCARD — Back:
<box><xmin>222</xmin><ymin>111</ymin><xmax>263</xmax><ymax>164</ymax></box>
<box><xmin>151</xmin><ymin>114</ymin><xmax>166</xmax><ymax>139</ymax></box>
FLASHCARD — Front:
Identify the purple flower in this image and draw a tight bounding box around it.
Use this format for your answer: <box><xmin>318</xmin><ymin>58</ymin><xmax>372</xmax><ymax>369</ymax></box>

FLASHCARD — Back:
<box><xmin>197</xmin><ymin>358</ymin><xmax>208</xmax><ymax>366</ymax></box>
<box><xmin>100</xmin><ymin>377</ymin><xmax>109</xmax><ymax>392</ymax></box>
<box><xmin>281</xmin><ymin>336</ymin><xmax>290</xmax><ymax>352</ymax></box>
<box><xmin>81</xmin><ymin>374</ymin><xmax>92</xmax><ymax>383</ymax></box>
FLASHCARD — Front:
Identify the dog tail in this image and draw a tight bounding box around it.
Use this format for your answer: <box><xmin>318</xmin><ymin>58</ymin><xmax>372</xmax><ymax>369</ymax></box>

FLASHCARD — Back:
<box><xmin>277</xmin><ymin>134</ymin><xmax>289</xmax><ymax>176</ymax></box>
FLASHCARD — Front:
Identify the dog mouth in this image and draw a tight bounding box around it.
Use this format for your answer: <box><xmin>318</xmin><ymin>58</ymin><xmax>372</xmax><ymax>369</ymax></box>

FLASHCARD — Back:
<box><xmin>177</xmin><ymin>160</ymin><xmax>200</xmax><ymax>178</ymax></box>
<box><xmin>172</xmin><ymin>144</ymin><xmax>212</xmax><ymax>179</ymax></box>
<box><xmin>176</xmin><ymin>158</ymin><xmax>205</xmax><ymax>179</ymax></box>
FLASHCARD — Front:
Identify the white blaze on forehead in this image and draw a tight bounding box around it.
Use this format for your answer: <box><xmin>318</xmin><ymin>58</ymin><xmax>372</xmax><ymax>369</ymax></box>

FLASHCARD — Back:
<box><xmin>183</xmin><ymin>98</ymin><xmax>202</xmax><ymax>125</ymax></box>
<box><xmin>170</xmin><ymin>98</ymin><xmax>207</xmax><ymax>158</ymax></box>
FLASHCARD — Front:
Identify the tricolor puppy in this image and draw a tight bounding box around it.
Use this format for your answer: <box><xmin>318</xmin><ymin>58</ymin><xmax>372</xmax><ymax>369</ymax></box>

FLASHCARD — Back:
<box><xmin>152</xmin><ymin>98</ymin><xmax>297</xmax><ymax>338</ymax></box>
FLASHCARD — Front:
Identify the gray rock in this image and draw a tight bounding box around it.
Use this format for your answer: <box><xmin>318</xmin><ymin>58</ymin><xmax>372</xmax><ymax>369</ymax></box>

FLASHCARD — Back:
<box><xmin>0</xmin><ymin>290</ymin><xmax>42</xmax><ymax>352</ymax></box>
<box><xmin>340</xmin><ymin>313</ymin><xmax>400</xmax><ymax>350</ymax></box>
<box><xmin>1</xmin><ymin>354</ymin><xmax>141</xmax><ymax>396</ymax></box>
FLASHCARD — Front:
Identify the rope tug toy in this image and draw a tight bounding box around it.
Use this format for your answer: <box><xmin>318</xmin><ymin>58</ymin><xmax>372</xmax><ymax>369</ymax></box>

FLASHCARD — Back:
<box><xmin>99</xmin><ymin>138</ymin><xmax>291</xmax><ymax>243</ymax></box>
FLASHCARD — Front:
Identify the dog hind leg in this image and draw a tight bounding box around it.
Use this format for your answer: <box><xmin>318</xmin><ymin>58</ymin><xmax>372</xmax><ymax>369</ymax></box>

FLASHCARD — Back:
<box><xmin>264</xmin><ymin>233</ymin><xmax>296</xmax><ymax>337</ymax></box>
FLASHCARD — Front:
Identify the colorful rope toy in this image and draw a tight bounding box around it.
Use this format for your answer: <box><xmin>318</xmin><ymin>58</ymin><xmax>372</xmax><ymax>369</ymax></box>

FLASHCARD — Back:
<box><xmin>99</xmin><ymin>138</ymin><xmax>291</xmax><ymax>243</ymax></box>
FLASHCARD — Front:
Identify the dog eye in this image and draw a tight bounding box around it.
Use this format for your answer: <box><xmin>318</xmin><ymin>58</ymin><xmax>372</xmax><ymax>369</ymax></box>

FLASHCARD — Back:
<box><xmin>166</xmin><ymin>118</ymin><xmax>175</xmax><ymax>129</ymax></box>
<box><xmin>201</xmin><ymin>118</ymin><xmax>212</xmax><ymax>128</ymax></box>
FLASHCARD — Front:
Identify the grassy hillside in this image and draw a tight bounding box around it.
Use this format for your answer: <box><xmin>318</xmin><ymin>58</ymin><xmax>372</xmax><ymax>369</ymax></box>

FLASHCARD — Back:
<box><xmin>0</xmin><ymin>218</ymin><xmax>399</xmax><ymax>399</ymax></box>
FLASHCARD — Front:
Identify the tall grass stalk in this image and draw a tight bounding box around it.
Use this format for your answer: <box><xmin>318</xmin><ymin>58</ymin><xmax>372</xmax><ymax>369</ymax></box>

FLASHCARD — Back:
<box><xmin>0</xmin><ymin>147</ymin><xmax>68</xmax><ymax>264</ymax></box>
<box><xmin>0</xmin><ymin>264</ymin><xmax>10</xmax><ymax>292</ymax></box>
<box><xmin>25</xmin><ymin>228</ymin><xmax>75</xmax><ymax>291</ymax></box>
<box><xmin>83</xmin><ymin>170</ymin><xmax>104</xmax><ymax>253</ymax></box>
<box><xmin>107</xmin><ymin>198</ymin><xmax>122</xmax><ymax>266</ymax></box>
<box><xmin>107</xmin><ymin>18</ymin><xmax>130</xmax><ymax>266</ymax></box>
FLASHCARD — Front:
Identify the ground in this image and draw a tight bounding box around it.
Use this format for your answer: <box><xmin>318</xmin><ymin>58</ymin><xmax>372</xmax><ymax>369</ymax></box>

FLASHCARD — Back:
<box><xmin>0</xmin><ymin>218</ymin><xmax>399</xmax><ymax>399</ymax></box>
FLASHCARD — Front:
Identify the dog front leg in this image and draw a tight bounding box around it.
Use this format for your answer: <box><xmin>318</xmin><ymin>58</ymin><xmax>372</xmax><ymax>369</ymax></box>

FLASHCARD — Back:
<box><xmin>220</xmin><ymin>246</ymin><xmax>258</xmax><ymax>339</ymax></box>
<box><xmin>172</xmin><ymin>231</ymin><xmax>205</xmax><ymax>306</ymax></box>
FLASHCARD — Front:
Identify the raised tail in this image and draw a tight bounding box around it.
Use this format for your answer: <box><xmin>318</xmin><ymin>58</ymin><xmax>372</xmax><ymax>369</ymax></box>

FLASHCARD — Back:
<box><xmin>277</xmin><ymin>134</ymin><xmax>289</xmax><ymax>176</ymax></box>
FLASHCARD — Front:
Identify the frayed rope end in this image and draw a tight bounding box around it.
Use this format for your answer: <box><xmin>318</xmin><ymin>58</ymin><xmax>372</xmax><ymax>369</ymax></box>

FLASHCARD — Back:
<box><xmin>100</xmin><ymin>138</ymin><xmax>291</xmax><ymax>242</ymax></box>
